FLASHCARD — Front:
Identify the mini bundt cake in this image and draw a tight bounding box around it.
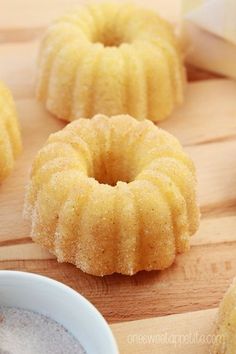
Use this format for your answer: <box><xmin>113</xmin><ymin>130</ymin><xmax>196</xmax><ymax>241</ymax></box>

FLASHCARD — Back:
<box><xmin>37</xmin><ymin>2</ymin><xmax>185</xmax><ymax>122</ymax></box>
<box><xmin>211</xmin><ymin>278</ymin><xmax>236</xmax><ymax>353</ymax></box>
<box><xmin>0</xmin><ymin>81</ymin><xmax>22</xmax><ymax>182</ymax></box>
<box><xmin>24</xmin><ymin>114</ymin><xmax>199</xmax><ymax>276</ymax></box>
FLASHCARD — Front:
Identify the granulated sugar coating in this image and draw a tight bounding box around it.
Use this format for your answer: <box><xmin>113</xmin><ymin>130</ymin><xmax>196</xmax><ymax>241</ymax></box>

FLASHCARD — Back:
<box><xmin>0</xmin><ymin>306</ymin><xmax>86</xmax><ymax>354</ymax></box>
<box><xmin>24</xmin><ymin>114</ymin><xmax>200</xmax><ymax>276</ymax></box>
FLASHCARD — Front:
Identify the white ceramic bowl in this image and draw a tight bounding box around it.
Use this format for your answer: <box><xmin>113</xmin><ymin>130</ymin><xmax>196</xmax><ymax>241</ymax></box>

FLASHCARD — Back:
<box><xmin>0</xmin><ymin>270</ymin><xmax>119</xmax><ymax>354</ymax></box>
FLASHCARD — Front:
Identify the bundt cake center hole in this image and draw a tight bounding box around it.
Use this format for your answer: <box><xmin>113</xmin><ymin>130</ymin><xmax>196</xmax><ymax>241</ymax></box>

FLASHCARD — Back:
<box><xmin>93</xmin><ymin>169</ymin><xmax>131</xmax><ymax>186</ymax></box>
<box><xmin>93</xmin><ymin>27</ymin><xmax>127</xmax><ymax>47</ymax></box>
<box><xmin>96</xmin><ymin>36</ymin><xmax>124</xmax><ymax>47</ymax></box>
<box><xmin>91</xmin><ymin>153</ymin><xmax>133</xmax><ymax>186</ymax></box>
<box><xmin>102</xmin><ymin>34</ymin><xmax>123</xmax><ymax>47</ymax></box>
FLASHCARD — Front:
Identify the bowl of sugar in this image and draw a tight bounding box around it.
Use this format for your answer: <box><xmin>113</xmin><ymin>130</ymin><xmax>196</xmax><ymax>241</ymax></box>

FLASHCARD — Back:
<box><xmin>0</xmin><ymin>270</ymin><xmax>119</xmax><ymax>354</ymax></box>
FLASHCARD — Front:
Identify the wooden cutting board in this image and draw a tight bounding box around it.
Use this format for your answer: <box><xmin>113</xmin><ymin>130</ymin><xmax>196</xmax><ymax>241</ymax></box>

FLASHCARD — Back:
<box><xmin>111</xmin><ymin>308</ymin><xmax>218</xmax><ymax>354</ymax></box>
<box><xmin>1</xmin><ymin>1</ymin><xmax>236</xmax><ymax>353</ymax></box>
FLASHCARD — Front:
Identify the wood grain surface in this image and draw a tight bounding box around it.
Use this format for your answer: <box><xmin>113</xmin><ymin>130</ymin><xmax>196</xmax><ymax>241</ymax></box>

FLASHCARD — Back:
<box><xmin>1</xmin><ymin>1</ymin><xmax>236</xmax><ymax>353</ymax></box>
<box><xmin>111</xmin><ymin>308</ymin><xmax>218</xmax><ymax>354</ymax></box>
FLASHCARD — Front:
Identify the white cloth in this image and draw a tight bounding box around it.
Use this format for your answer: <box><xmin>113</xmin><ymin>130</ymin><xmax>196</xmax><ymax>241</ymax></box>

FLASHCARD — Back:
<box><xmin>183</xmin><ymin>0</ymin><xmax>236</xmax><ymax>78</ymax></box>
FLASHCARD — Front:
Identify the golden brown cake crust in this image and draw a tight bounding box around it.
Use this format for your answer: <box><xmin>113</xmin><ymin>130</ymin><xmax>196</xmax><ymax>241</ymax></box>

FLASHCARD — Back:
<box><xmin>0</xmin><ymin>81</ymin><xmax>22</xmax><ymax>182</ymax></box>
<box><xmin>37</xmin><ymin>3</ymin><xmax>185</xmax><ymax>122</ymax></box>
<box><xmin>25</xmin><ymin>115</ymin><xmax>199</xmax><ymax>275</ymax></box>
<box><xmin>211</xmin><ymin>278</ymin><xmax>236</xmax><ymax>354</ymax></box>
<box><xmin>24</xmin><ymin>114</ymin><xmax>200</xmax><ymax>276</ymax></box>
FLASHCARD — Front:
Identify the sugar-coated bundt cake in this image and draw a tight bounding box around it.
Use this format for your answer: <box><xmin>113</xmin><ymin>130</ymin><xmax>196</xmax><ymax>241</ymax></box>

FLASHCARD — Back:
<box><xmin>37</xmin><ymin>2</ymin><xmax>185</xmax><ymax>122</ymax></box>
<box><xmin>211</xmin><ymin>278</ymin><xmax>236</xmax><ymax>353</ymax></box>
<box><xmin>0</xmin><ymin>81</ymin><xmax>22</xmax><ymax>182</ymax></box>
<box><xmin>24</xmin><ymin>114</ymin><xmax>199</xmax><ymax>276</ymax></box>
